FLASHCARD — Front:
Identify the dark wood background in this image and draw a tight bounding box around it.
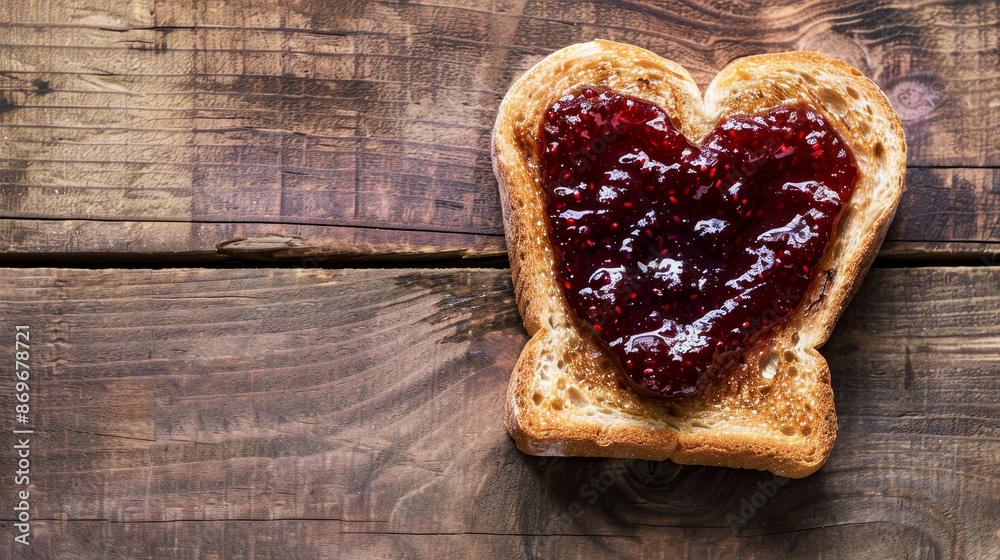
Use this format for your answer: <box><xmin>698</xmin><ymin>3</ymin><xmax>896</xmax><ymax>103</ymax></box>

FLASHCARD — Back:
<box><xmin>1</xmin><ymin>0</ymin><xmax>998</xmax><ymax>558</ymax></box>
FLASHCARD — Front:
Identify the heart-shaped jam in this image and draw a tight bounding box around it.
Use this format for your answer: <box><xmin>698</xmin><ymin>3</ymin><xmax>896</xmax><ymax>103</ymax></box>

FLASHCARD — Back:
<box><xmin>541</xmin><ymin>89</ymin><xmax>857</xmax><ymax>398</ymax></box>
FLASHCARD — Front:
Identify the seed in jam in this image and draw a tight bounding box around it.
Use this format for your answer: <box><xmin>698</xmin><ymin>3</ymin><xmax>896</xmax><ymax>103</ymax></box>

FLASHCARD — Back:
<box><xmin>540</xmin><ymin>90</ymin><xmax>857</xmax><ymax>399</ymax></box>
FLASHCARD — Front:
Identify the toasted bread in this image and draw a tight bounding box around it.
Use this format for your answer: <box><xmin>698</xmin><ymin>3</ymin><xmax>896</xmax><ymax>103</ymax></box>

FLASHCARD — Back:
<box><xmin>491</xmin><ymin>40</ymin><xmax>905</xmax><ymax>478</ymax></box>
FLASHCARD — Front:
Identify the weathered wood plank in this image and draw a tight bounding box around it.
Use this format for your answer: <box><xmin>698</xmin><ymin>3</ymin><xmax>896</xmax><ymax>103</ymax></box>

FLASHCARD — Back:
<box><xmin>0</xmin><ymin>266</ymin><xmax>998</xmax><ymax>558</ymax></box>
<box><xmin>1</xmin><ymin>0</ymin><xmax>999</xmax><ymax>259</ymax></box>
<box><xmin>1</xmin><ymin>167</ymin><xmax>997</xmax><ymax>263</ymax></box>
<box><xmin>0</xmin><ymin>219</ymin><xmax>507</xmax><ymax>264</ymax></box>
<box><xmin>2</xmin><ymin>520</ymin><xmax>959</xmax><ymax>559</ymax></box>
<box><xmin>889</xmin><ymin>168</ymin><xmax>1000</xmax><ymax>246</ymax></box>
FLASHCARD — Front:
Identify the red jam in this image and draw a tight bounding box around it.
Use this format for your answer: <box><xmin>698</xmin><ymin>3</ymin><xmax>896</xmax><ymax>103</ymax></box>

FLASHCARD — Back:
<box><xmin>540</xmin><ymin>89</ymin><xmax>857</xmax><ymax>398</ymax></box>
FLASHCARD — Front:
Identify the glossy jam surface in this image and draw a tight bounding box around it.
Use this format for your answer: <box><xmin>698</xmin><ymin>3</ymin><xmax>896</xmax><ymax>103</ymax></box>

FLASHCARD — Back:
<box><xmin>541</xmin><ymin>90</ymin><xmax>857</xmax><ymax>398</ymax></box>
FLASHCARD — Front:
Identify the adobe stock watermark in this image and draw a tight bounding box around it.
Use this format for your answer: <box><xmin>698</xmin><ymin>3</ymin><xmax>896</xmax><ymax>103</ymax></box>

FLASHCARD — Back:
<box><xmin>11</xmin><ymin>325</ymin><xmax>34</xmax><ymax>546</ymax></box>
<box><xmin>532</xmin><ymin>458</ymin><xmax>628</xmax><ymax>557</ymax></box>
<box><xmin>724</xmin><ymin>472</ymin><xmax>789</xmax><ymax>532</ymax></box>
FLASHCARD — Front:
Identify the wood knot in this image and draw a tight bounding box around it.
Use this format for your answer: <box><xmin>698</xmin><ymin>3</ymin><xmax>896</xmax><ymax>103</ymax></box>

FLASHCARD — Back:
<box><xmin>216</xmin><ymin>235</ymin><xmax>312</xmax><ymax>258</ymax></box>
<box><xmin>887</xmin><ymin>79</ymin><xmax>938</xmax><ymax>121</ymax></box>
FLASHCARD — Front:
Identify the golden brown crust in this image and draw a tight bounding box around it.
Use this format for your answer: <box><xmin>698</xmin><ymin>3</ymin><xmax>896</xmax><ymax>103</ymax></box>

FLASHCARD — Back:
<box><xmin>493</xmin><ymin>40</ymin><xmax>905</xmax><ymax>478</ymax></box>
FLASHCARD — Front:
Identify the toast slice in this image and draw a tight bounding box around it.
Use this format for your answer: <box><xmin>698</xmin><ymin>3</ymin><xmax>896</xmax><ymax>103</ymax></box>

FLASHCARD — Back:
<box><xmin>491</xmin><ymin>40</ymin><xmax>905</xmax><ymax>478</ymax></box>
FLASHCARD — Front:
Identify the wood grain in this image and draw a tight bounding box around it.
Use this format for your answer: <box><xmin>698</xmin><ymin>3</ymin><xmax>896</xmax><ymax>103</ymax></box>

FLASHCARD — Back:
<box><xmin>2</xmin><ymin>0</ymin><xmax>999</xmax><ymax>260</ymax></box>
<box><xmin>0</xmin><ymin>219</ymin><xmax>507</xmax><ymax>264</ymax></box>
<box><xmin>1</xmin><ymin>266</ymin><xmax>998</xmax><ymax>558</ymax></box>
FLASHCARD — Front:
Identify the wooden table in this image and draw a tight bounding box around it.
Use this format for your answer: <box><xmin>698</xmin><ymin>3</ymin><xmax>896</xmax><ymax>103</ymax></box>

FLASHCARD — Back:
<box><xmin>1</xmin><ymin>1</ymin><xmax>998</xmax><ymax>558</ymax></box>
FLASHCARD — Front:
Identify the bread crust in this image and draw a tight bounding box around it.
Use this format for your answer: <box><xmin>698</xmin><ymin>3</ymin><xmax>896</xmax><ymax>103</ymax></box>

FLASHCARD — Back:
<box><xmin>492</xmin><ymin>40</ymin><xmax>905</xmax><ymax>478</ymax></box>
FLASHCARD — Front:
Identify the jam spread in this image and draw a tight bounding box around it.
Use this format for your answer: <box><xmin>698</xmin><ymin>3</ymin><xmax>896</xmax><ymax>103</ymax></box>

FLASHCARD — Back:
<box><xmin>540</xmin><ymin>89</ymin><xmax>857</xmax><ymax>398</ymax></box>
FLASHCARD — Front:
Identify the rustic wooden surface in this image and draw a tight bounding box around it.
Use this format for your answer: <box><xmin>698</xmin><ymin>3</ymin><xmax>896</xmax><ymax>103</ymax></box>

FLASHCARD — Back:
<box><xmin>0</xmin><ymin>267</ymin><xmax>998</xmax><ymax>559</ymax></box>
<box><xmin>1</xmin><ymin>0</ymin><xmax>999</xmax><ymax>261</ymax></box>
<box><xmin>2</xmin><ymin>0</ymin><xmax>1000</xmax><ymax>559</ymax></box>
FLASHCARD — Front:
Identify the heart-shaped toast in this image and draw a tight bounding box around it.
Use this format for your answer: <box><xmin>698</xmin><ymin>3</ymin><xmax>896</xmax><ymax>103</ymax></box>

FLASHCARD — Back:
<box><xmin>492</xmin><ymin>40</ymin><xmax>905</xmax><ymax>477</ymax></box>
